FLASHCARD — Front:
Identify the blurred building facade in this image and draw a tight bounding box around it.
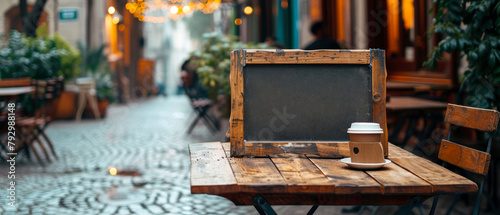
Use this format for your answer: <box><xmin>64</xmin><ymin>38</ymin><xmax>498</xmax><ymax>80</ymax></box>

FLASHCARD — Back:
<box><xmin>0</xmin><ymin>0</ymin><xmax>147</xmax><ymax>102</ymax></box>
<box><xmin>236</xmin><ymin>0</ymin><xmax>457</xmax><ymax>88</ymax></box>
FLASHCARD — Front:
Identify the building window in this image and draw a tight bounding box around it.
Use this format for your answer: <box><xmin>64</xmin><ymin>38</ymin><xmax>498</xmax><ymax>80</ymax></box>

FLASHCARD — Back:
<box><xmin>4</xmin><ymin>5</ymin><xmax>49</xmax><ymax>36</ymax></box>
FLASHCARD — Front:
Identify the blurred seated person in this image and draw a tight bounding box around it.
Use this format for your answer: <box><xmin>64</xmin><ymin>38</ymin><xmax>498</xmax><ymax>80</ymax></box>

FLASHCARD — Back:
<box><xmin>180</xmin><ymin>58</ymin><xmax>208</xmax><ymax>98</ymax></box>
<box><xmin>303</xmin><ymin>21</ymin><xmax>341</xmax><ymax>50</ymax></box>
<box><xmin>265</xmin><ymin>36</ymin><xmax>285</xmax><ymax>49</ymax></box>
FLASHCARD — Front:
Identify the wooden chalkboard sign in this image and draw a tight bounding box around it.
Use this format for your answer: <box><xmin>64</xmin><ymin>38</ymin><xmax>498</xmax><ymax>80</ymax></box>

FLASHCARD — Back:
<box><xmin>230</xmin><ymin>49</ymin><xmax>387</xmax><ymax>157</ymax></box>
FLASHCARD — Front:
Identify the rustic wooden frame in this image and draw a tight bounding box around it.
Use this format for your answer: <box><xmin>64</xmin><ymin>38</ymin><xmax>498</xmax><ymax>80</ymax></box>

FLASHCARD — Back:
<box><xmin>230</xmin><ymin>49</ymin><xmax>387</xmax><ymax>157</ymax></box>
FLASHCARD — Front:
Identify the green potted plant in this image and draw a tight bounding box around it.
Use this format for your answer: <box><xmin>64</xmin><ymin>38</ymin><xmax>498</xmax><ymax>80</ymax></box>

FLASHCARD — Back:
<box><xmin>426</xmin><ymin>0</ymin><xmax>500</xmax><ymax>109</ymax></box>
<box><xmin>188</xmin><ymin>32</ymin><xmax>269</xmax><ymax>116</ymax></box>
<box><xmin>78</xmin><ymin>41</ymin><xmax>115</xmax><ymax>118</ymax></box>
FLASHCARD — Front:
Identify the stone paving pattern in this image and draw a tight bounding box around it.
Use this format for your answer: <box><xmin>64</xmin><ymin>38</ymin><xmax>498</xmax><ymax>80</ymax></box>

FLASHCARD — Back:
<box><xmin>0</xmin><ymin>96</ymin><xmax>490</xmax><ymax>215</ymax></box>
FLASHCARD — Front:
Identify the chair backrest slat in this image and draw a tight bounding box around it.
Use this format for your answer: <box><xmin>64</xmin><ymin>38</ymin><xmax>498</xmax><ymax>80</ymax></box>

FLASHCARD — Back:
<box><xmin>445</xmin><ymin>104</ymin><xmax>500</xmax><ymax>132</ymax></box>
<box><xmin>439</xmin><ymin>140</ymin><xmax>491</xmax><ymax>175</ymax></box>
<box><xmin>0</xmin><ymin>77</ymin><xmax>31</xmax><ymax>87</ymax></box>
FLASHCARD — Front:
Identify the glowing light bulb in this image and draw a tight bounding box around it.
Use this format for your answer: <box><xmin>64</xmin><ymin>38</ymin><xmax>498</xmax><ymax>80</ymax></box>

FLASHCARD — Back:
<box><xmin>235</xmin><ymin>18</ymin><xmax>242</xmax><ymax>25</ymax></box>
<box><xmin>244</xmin><ymin>6</ymin><xmax>253</xmax><ymax>15</ymax></box>
<box><xmin>108</xmin><ymin>6</ymin><xmax>116</xmax><ymax>15</ymax></box>
<box><xmin>170</xmin><ymin>6</ymin><xmax>179</xmax><ymax>14</ymax></box>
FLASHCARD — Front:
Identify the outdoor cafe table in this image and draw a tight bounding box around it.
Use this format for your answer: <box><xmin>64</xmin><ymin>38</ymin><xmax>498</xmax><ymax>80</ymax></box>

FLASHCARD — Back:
<box><xmin>0</xmin><ymin>86</ymin><xmax>33</xmax><ymax>158</ymax></box>
<box><xmin>190</xmin><ymin>142</ymin><xmax>477</xmax><ymax>213</ymax></box>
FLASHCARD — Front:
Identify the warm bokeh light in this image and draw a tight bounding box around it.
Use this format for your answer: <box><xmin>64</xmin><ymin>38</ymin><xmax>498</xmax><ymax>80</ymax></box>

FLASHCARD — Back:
<box><xmin>170</xmin><ymin>6</ymin><xmax>179</xmax><ymax>14</ymax></box>
<box><xmin>281</xmin><ymin>0</ymin><xmax>289</xmax><ymax>9</ymax></box>
<box><xmin>118</xmin><ymin>24</ymin><xmax>126</xmax><ymax>31</ymax></box>
<box><xmin>112</xmin><ymin>17</ymin><xmax>119</xmax><ymax>24</ymax></box>
<box><xmin>125</xmin><ymin>0</ymin><xmax>221</xmax><ymax>22</ymax></box>
<box><xmin>108</xmin><ymin>6</ymin><xmax>116</xmax><ymax>15</ymax></box>
<box><xmin>109</xmin><ymin>167</ymin><xmax>117</xmax><ymax>176</ymax></box>
<box><xmin>244</xmin><ymin>6</ymin><xmax>253</xmax><ymax>15</ymax></box>
<box><xmin>235</xmin><ymin>18</ymin><xmax>242</xmax><ymax>25</ymax></box>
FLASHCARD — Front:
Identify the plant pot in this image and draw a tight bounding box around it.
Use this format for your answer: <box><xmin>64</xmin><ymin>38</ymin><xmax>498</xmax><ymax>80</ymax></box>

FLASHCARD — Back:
<box><xmin>84</xmin><ymin>99</ymin><xmax>109</xmax><ymax>118</ymax></box>
<box><xmin>51</xmin><ymin>91</ymin><xmax>77</xmax><ymax>119</ymax></box>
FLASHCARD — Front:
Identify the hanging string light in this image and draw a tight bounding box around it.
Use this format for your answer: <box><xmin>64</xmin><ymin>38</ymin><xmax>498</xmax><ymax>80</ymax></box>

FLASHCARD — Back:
<box><xmin>125</xmin><ymin>0</ymin><xmax>222</xmax><ymax>23</ymax></box>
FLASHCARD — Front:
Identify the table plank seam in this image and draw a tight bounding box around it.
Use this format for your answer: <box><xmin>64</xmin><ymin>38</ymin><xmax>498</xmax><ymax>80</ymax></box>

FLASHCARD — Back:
<box><xmin>305</xmin><ymin>155</ymin><xmax>334</xmax><ymax>181</ymax></box>
<box><xmin>390</xmin><ymin>159</ymin><xmax>437</xmax><ymax>193</ymax></box>
<box><xmin>363</xmin><ymin>170</ymin><xmax>387</xmax><ymax>194</ymax></box>
<box><xmin>268</xmin><ymin>156</ymin><xmax>291</xmax><ymax>190</ymax></box>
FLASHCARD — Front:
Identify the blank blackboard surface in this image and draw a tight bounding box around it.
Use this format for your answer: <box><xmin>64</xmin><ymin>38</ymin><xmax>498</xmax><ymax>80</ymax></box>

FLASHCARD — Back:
<box><xmin>243</xmin><ymin>64</ymin><xmax>373</xmax><ymax>141</ymax></box>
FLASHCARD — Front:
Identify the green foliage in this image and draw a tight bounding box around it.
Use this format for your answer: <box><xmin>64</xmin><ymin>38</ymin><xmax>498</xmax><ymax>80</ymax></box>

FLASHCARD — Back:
<box><xmin>53</xmin><ymin>33</ymin><xmax>81</xmax><ymax>81</ymax></box>
<box><xmin>0</xmin><ymin>24</ymin><xmax>80</xmax><ymax>81</ymax></box>
<box><xmin>78</xmin><ymin>41</ymin><xmax>115</xmax><ymax>102</ymax></box>
<box><xmin>0</xmin><ymin>30</ymin><xmax>65</xmax><ymax>79</ymax></box>
<box><xmin>78</xmin><ymin>41</ymin><xmax>106</xmax><ymax>76</ymax></box>
<box><xmin>189</xmin><ymin>32</ymin><xmax>269</xmax><ymax>99</ymax></box>
<box><xmin>425</xmin><ymin>0</ymin><xmax>500</xmax><ymax>109</ymax></box>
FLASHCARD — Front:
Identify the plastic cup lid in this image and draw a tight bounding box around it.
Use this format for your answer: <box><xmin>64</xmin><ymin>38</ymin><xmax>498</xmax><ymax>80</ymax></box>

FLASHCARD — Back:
<box><xmin>347</xmin><ymin>122</ymin><xmax>383</xmax><ymax>134</ymax></box>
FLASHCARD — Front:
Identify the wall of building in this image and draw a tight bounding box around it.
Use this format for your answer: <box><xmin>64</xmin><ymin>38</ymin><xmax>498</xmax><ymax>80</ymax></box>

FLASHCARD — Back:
<box><xmin>0</xmin><ymin>0</ymin><xmax>56</xmax><ymax>36</ymax></box>
<box><xmin>56</xmin><ymin>0</ymin><xmax>86</xmax><ymax>48</ymax></box>
<box><xmin>0</xmin><ymin>0</ymin><xmax>105</xmax><ymax>50</ymax></box>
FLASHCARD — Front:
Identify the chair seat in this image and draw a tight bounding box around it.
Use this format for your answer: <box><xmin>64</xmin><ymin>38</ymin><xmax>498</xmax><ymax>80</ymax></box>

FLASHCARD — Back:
<box><xmin>16</xmin><ymin>117</ymin><xmax>50</xmax><ymax>126</ymax></box>
<box><xmin>192</xmin><ymin>99</ymin><xmax>213</xmax><ymax>107</ymax></box>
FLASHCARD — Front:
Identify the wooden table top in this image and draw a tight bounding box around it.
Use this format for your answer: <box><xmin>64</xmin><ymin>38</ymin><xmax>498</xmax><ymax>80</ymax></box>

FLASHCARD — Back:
<box><xmin>386</xmin><ymin>96</ymin><xmax>448</xmax><ymax>111</ymax></box>
<box><xmin>386</xmin><ymin>81</ymin><xmax>452</xmax><ymax>91</ymax></box>
<box><xmin>190</xmin><ymin>142</ymin><xmax>477</xmax><ymax>205</ymax></box>
<box><xmin>0</xmin><ymin>87</ymin><xmax>33</xmax><ymax>96</ymax></box>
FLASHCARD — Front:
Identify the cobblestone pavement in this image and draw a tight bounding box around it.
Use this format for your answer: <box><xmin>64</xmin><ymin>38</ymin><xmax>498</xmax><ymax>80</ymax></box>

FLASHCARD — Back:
<box><xmin>0</xmin><ymin>96</ymin><xmax>487</xmax><ymax>215</ymax></box>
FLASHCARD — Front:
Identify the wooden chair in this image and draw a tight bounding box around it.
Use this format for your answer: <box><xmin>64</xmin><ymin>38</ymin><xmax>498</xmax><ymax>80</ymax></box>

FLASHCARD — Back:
<box><xmin>181</xmin><ymin>77</ymin><xmax>220</xmax><ymax>134</ymax></box>
<box><xmin>429</xmin><ymin>104</ymin><xmax>500</xmax><ymax>215</ymax></box>
<box><xmin>0</xmin><ymin>77</ymin><xmax>32</xmax><ymax>159</ymax></box>
<box><xmin>16</xmin><ymin>77</ymin><xmax>62</xmax><ymax>163</ymax></box>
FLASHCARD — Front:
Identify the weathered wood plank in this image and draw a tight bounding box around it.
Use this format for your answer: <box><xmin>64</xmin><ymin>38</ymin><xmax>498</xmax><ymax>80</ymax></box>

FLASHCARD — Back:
<box><xmin>230</xmin><ymin>50</ymin><xmax>245</xmax><ymax>156</ymax></box>
<box><xmin>0</xmin><ymin>77</ymin><xmax>31</xmax><ymax>87</ymax></box>
<box><xmin>391</xmin><ymin>157</ymin><xmax>477</xmax><ymax>193</ymax></box>
<box><xmin>387</xmin><ymin>143</ymin><xmax>419</xmax><ymax>159</ymax></box>
<box><xmin>244</xmin><ymin>142</ymin><xmax>349</xmax><ymax>157</ymax></box>
<box><xmin>221</xmin><ymin>142</ymin><xmax>231</xmax><ymax>158</ymax></box>
<box><xmin>245</xmin><ymin>49</ymin><xmax>371</xmax><ymax>64</ymax></box>
<box><xmin>271</xmin><ymin>157</ymin><xmax>334</xmax><ymax>193</ymax></box>
<box><xmin>371</xmin><ymin>49</ymin><xmax>388</xmax><ymax>156</ymax></box>
<box><xmin>229</xmin><ymin>157</ymin><xmax>287</xmax><ymax>193</ymax></box>
<box><xmin>445</xmin><ymin>104</ymin><xmax>500</xmax><ymax>132</ymax></box>
<box><xmin>386</xmin><ymin>96</ymin><xmax>448</xmax><ymax>111</ymax></box>
<box><xmin>439</xmin><ymin>140</ymin><xmax>491</xmax><ymax>175</ymax></box>
<box><xmin>365</xmin><ymin>162</ymin><xmax>432</xmax><ymax>194</ymax></box>
<box><xmin>310</xmin><ymin>159</ymin><xmax>382</xmax><ymax>194</ymax></box>
<box><xmin>189</xmin><ymin>143</ymin><xmax>237</xmax><ymax>194</ymax></box>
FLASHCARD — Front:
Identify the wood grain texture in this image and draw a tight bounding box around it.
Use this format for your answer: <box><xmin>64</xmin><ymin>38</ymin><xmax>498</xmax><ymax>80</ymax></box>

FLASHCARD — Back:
<box><xmin>230</xmin><ymin>50</ymin><xmax>245</xmax><ymax>157</ymax></box>
<box><xmin>386</xmin><ymin>96</ymin><xmax>448</xmax><ymax>111</ymax></box>
<box><xmin>245</xmin><ymin>49</ymin><xmax>371</xmax><ymax>64</ymax></box>
<box><xmin>228</xmin><ymin>157</ymin><xmax>287</xmax><ymax>193</ymax></box>
<box><xmin>271</xmin><ymin>157</ymin><xmax>334</xmax><ymax>193</ymax></box>
<box><xmin>365</xmin><ymin>162</ymin><xmax>432</xmax><ymax>194</ymax></box>
<box><xmin>190</xmin><ymin>143</ymin><xmax>237</xmax><ymax>194</ymax></box>
<box><xmin>439</xmin><ymin>140</ymin><xmax>491</xmax><ymax>175</ymax></box>
<box><xmin>388</xmin><ymin>143</ymin><xmax>419</xmax><ymax>159</ymax></box>
<box><xmin>0</xmin><ymin>77</ymin><xmax>31</xmax><ymax>87</ymax></box>
<box><xmin>371</xmin><ymin>49</ymin><xmax>388</xmax><ymax>157</ymax></box>
<box><xmin>219</xmin><ymin>193</ymin><xmax>433</xmax><ymax>206</ymax></box>
<box><xmin>244</xmin><ymin>142</ymin><xmax>350</xmax><ymax>157</ymax></box>
<box><xmin>221</xmin><ymin>142</ymin><xmax>231</xmax><ymax>158</ymax></box>
<box><xmin>445</xmin><ymin>104</ymin><xmax>500</xmax><ymax>132</ymax></box>
<box><xmin>391</xmin><ymin>157</ymin><xmax>477</xmax><ymax>193</ymax></box>
<box><xmin>310</xmin><ymin>159</ymin><xmax>382</xmax><ymax>194</ymax></box>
